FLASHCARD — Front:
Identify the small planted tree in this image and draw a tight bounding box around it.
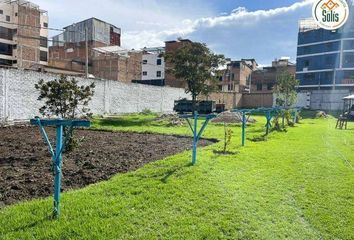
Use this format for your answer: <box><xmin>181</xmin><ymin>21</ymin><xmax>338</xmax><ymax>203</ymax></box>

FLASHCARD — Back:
<box><xmin>165</xmin><ymin>42</ymin><xmax>225</xmax><ymax>111</ymax></box>
<box><xmin>223</xmin><ymin>123</ymin><xmax>233</xmax><ymax>154</ymax></box>
<box><xmin>274</xmin><ymin>70</ymin><xmax>299</xmax><ymax>130</ymax></box>
<box><xmin>35</xmin><ymin>75</ymin><xmax>95</xmax><ymax>150</ymax></box>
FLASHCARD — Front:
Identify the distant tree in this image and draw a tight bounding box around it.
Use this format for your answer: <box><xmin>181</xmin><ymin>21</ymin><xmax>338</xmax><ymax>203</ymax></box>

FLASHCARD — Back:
<box><xmin>35</xmin><ymin>75</ymin><xmax>95</xmax><ymax>150</ymax></box>
<box><xmin>165</xmin><ymin>42</ymin><xmax>225</xmax><ymax>111</ymax></box>
<box><xmin>274</xmin><ymin>70</ymin><xmax>299</xmax><ymax>130</ymax></box>
<box><xmin>275</xmin><ymin>70</ymin><xmax>299</xmax><ymax>108</ymax></box>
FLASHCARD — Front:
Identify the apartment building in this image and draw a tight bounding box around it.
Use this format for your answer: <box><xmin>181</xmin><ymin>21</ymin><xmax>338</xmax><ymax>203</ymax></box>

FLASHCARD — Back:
<box><xmin>219</xmin><ymin>59</ymin><xmax>257</xmax><ymax>93</ymax></box>
<box><xmin>49</xmin><ymin>18</ymin><xmax>121</xmax><ymax>73</ymax></box>
<box><xmin>251</xmin><ymin>58</ymin><xmax>296</xmax><ymax>93</ymax></box>
<box><xmin>0</xmin><ymin>0</ymin><xmax>48</xmax><ymax>69</ymax></box>
<box><xmin>296</xmin><ymin>5</ymin><xmax>354</xmax><ymax>90</ymax></box>
<box><xmin>137</xmin><ymin>47</ymin><xmax>165</xmax><ymax>86</ymax></box>
<box><xmin>91</xmin><ymin>45</ymin><xmax>142</xmax><ymax>83</ymax></box>
<box><xmin>164</xmin><ymin>39</ymin><xmax>192</xmax><ymax>88</ymax></box>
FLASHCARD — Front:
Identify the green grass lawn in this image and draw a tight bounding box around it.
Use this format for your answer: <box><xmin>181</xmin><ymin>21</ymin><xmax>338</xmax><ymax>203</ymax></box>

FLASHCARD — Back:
<box><xmin>0</xmin><ymin>112</ymin><xmax>353</xmax><ymax>239</ymax></box>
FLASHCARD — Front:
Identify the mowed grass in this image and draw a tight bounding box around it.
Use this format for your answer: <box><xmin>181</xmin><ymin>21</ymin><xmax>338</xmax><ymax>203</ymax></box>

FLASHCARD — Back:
<box><xmin>0</xmin><ymin>112</ymin><xmax>353</xmax><ymax>239</ymax></box>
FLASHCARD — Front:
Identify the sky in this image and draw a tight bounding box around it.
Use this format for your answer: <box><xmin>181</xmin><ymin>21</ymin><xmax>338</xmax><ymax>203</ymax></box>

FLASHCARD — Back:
<box><xmin>29</xmin><ymin>0</ymin><xmax>316</xmax><ymax>65</ymax></box>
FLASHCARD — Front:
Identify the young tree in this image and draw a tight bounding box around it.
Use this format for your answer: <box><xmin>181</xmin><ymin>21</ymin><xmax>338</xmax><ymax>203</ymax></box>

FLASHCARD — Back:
<box><xmin>275</xmin><ymin>70</ymin><xmax>299</xmax><ymax>108</ymax></box>
<box><xmin>274</xmin><ymin>70</ymin><xmax>299</xmax><ymax>130</ymax></box>
<box><xmin>35</xmin><ymin>75</ymin><xmax>95</xmax><ymax>150</ymax></box>
<box><xmin>165</xmin><ymin>42</ymin><xmax>225</xmax><ymax>111</ymax></box>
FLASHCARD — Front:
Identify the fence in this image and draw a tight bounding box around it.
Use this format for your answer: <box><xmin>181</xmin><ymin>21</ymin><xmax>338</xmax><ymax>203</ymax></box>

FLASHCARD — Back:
<box><xmin>0</xmin><ymin>69</ymin><xmax>190</xmax><ymax>123</ymax></box>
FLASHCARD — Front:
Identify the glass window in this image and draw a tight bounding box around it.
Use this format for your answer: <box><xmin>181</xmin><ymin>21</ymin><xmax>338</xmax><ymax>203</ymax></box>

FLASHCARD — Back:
<box><xmin>142</xmin><ymin>71</ymin><xmax>147</xmax><ymax>76</ymax></box>
<box><xmin>6</xmin><ymin>16</ymin><xmax>10</xmax><ymax>22</ymax></box>
<box><xmin>156</xmin><ymin>59</ymin><xmax>162</xmax><ymax>65</ymax></box>
<box><xmin>43</xmin><ymin>22</ymin><xmax>48</xmax><ymax>28</ymax></box>
<box><xmin>142</xmin><ymin>60</ymin><xmax>147</xmax><ymax>64</ymax></box>
<box><xmin>0</xmin><ymin>10</ymin><xmax>3</xmax><ymax>15</ymax></box>
<box><xmin>257</xmin><ymin>83</ymin><xmax>262</xmax><ymax>91</ymax></box>
<box><xmin>0</xmin><ymin>42</ymin><xmax>13</xmax><ymax>56</ymax></box>
<box><xmin>40</xmin><ymin>37</ymin><xmax>48</xmax><ymax>48</ymax></box>
<box><xmin>267</xmin><ymin>83</ymin><xmax>273</xmax><ymax>90</ymax></box>
<box><xmin>40</xmin><ymin>51</ymin><xmax>48</xmax><ymax>62</ymax></box>
<box><xmin>156</xmin><ymin>71</ymin><xmax>161</xmax><ymax>77</ymax></box>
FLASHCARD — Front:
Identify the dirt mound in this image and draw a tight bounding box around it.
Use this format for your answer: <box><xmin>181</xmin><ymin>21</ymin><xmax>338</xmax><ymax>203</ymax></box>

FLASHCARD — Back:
<box><xmin>156</xmin><ymin>114</ymin><xmax>185</xmax><ymax>126</ymax></box>
<box><xmin>0</xmin><ymin>126</ymin><xmax>214</xmax><ymax>206</ymax></box>
<box><xmin>212</xmin><ymin>111</ymin><xmax>256</xmax><ymax>124</ymax></box>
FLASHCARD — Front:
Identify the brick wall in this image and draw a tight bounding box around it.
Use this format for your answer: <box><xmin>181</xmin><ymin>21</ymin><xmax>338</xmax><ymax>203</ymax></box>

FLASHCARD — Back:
<box><xmin>0</xmin><ymin>68</ymin><xmax>190</xmax><ymax>123</ymax></box>
<box><xmin>17</xmin><ymin>5</ymin><xmax>41</xmax><ymax>69</ymax></box>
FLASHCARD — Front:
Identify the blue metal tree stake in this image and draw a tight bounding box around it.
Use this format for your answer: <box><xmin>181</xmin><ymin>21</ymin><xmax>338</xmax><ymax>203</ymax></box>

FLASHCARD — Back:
<box><xmin>181</xmin><ymin>112</ymin><xmax>216</xmax><ymax>165</ymax></box>
<box><xmin>31</xmin><ymin>117</ymin><xmax>90</xmax><ymax>218</ymax></box>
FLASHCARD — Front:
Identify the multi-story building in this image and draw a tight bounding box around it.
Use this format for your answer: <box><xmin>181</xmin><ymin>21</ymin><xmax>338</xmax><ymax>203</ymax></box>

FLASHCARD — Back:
<box><xmin>91</xmin><ymin>45</ymin><xmax>142</xmax><ymax>83</ymax></box>
<box><xmin>219</xmin><ymin>59</ymin><xmax>257</xmax><ymax>93</ymax></box>
<box><xmin>0</xmin><ymin>0</ymin><xmax>48</xmax><ymax>69</ymax></box>
<box><xmin>165</xmin><ymin>39</ymin><xmax>192</xmax><ymax>88</ymax></box>
<box><xmin>251</xmin><ymin>58</ymin><xmax>296</xmax><ymax>93</ymax></box>
<box><xmin>49</xmin><ymin>18</ymin><xmax>121</xmax><ymax>73</ymax></box>
<box><xmin>296</xmin><ymin>6</ymin><xmax>354</xmax><ymax>90</ymax></box>
<box><xmin>137</xmin><ymin>47</ymin><xmax>165</xmax><ymax>86</ymax></box>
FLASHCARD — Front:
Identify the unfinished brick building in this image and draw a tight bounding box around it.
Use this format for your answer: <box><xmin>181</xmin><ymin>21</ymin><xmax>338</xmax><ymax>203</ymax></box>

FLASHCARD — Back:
<box><xmin>92</xmin><ymin>46</ymin><xmax>142</xmax><ymax>83</ymax></box>
<box><xmin>0</xmin><ymin>0</ymin><xmax>48</xmax><ymax>69</ymax></box>
<box><xmin>49</xmin><ymin>18</ymin><xmax>121</xmax><ymax>75</ymax></box>
<box><xmin>164</xmin><ymin>39</ymin><xmax>192</xmax><ymax>88</ymax></box>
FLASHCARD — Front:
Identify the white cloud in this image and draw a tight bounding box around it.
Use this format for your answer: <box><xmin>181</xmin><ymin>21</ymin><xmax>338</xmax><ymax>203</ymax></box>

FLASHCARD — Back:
<box><xmin>122</xmin><ymin>0</ymin><xmax>314</xmax><ymax>52</ymax></box>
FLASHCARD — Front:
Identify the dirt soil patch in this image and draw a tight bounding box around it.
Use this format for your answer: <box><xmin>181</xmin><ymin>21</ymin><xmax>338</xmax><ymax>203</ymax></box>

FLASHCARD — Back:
<box><xmin>0</xmin><ymin>126</ymin><xmax>214</xmax><ymax>206</ymax></box>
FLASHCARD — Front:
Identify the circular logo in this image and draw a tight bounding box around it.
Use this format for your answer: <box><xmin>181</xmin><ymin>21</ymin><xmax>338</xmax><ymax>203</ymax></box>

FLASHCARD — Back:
<box><xmin>312</xmin><ymin>0</ymin><xmax>350</xmax><ymax>30</ymax></box>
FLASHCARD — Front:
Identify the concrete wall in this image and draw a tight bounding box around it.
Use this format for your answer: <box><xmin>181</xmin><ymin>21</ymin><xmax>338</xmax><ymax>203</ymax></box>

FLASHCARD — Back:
<box><xmin>307</xmin><ymin>89</ymin><xmax>351</xmax><ymax>111</ymax></box>
<box><xmin>199</xmin><ymin>92</ymin><xmax>242</xmax><ymax>110</ymax></box>
<box><xmin>242</xmin><ymin>93</ymin><xmax>273</xmax><ymax>108</ymax></box>
<box><xmin>0</xmin><ymin>69</ymin><xmax>190</xmax><ymax>123</ymax></box>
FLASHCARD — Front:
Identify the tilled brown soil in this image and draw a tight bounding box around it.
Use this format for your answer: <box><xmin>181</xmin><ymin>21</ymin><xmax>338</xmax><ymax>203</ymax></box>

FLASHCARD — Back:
<box><xmin>0</xmin><ymin>126</ymin><xmax>214</xmax><ymax>206</ymax></box>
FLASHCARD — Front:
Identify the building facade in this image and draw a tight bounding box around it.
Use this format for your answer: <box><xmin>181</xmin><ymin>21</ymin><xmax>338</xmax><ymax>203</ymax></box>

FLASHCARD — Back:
<box><xmin>49</xmin><ymin>18</ymin><xmax>121</xmax><ymax>73</ymax></box>
<box><xmin>139</xmin><ymin>47</ymin><xmax>165</xmax><ymax>86</ymax></box>
<box><xmin>91</xmin><ymin>46</ymin><xmax>142</xmax><ymax>83</ymax></box>
<box><xmin>296</xmin><ymin>6</ymin><xmax>354</xmax><ymax>90</ymax></box>
<box><xmin>0</xmin><ymin>0</ymin><xmax>48</xmax><ymax>69</ymax></box>
<box><xmin>219</xmin><ymin>59</ymin><xmax>257</xmax><ymax>93</ymax></box>
<box><xmin>165</xmin><ymin>39</ymin><xmax>192</xmax><ymax>88</ymax></box>
<box><xmin>251</xmin><ymin>58</ymin><xmax>296</xmax><ymax>93</ymax></box>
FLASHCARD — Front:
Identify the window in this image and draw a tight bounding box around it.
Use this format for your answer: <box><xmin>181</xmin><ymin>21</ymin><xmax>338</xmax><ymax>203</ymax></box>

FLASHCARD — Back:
<box><xmin>40</xmin><ymin>37</ymin><xmax>48</xmax><ymax>48</ymax></box>
<box><xmin>15</xmin><ymin>13</ymin><xmax>17</xmax><ymax>17</ymax></box>
<box><xmin>156</xmin><ymin>58</ymin><xmax>162</xmax><ymax>65</ymax></box>
<box><xmin>267</xmin><ymin>83</ymin><xmax>274</xmax><ymax>91</ymax></box>
<box><xmin>304</xmin><ymin>60</ymin><xmax>310</xmax><ymax>67</ymax></box>
<box><xmin>156</xmin><ymin>71</ymin><xmax>162</xmax><ymax>78</ymax></box>
<box><xmin>228</xmin><ymin>84</ymin><xmax>234</xmax><ymax>91</ymax></box>
<box><xmin>0</xmin><ymin>42</ymin><xmax>13</xmax><ymax>56</ymax></box>
<box><xmin>40</xmin><ymin>51</ymin><xmax>48</xmax><ymax>62</ymax></box>
<box><xmin>231</xmin><ymin>73</ymin><xmax>235</xmax><ymax>81</ymax></box>
<box><xmin>6</xmin><ymin>16</ymin><xmax>10</xmax><ymax>22</ymax></box>
<box><xmin>143</xmin><ymin>71</ymin><xmax>147</xmax><ymax>76</ymax></box>
<box><xmin>0</xmin><ymin>26</ymin><xmax>14</xmax><ymax>40</ymax></box>
<box><xmin>344</xmin><ymin>54</ymin><xmax>354</xmax><ymax>64</ymax></box>
<box><xmin>325</xmin><ymin>56</ymin><xmax>332</xmax><ymax>66</ymax></box>
<box><xmin>257</xmin><ymin>83</ymin><xmax>262</xmax><ymax>91</ymax></box>
<box><xmin>142</xmin><ymin>60</ymin><xmax>147</xmax><ymax>64</ymax></box>
<box><xmin>0</xmin><ymin>10</ymin><xmax>3</xmax><ymax>14</ymax></box>
<box><xmin>43</xmin><ymin>22</ymin><xmax>48</xmax><ymax>28</ymax></box>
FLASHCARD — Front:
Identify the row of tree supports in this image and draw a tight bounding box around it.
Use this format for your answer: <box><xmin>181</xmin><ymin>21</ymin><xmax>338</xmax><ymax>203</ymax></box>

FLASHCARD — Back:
<box><xmin>232</xmin><ymin>107</ymin><xmax>302</xmax><ymax>147</ymax></box>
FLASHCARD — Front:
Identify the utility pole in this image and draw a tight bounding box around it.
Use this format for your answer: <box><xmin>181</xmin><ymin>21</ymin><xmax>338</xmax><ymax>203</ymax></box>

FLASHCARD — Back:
<box><xmin>85</xmin><ymin>26</ymin><xmax>89</xmax><ymax>78</ymax></box>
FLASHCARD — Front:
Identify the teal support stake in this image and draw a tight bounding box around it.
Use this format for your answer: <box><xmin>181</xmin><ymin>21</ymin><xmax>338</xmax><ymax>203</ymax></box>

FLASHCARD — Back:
<box><xmin>181</xmin><ymin>112</ymin><xmax>216</xmax><ymax>165</ymax></box>
<box><xmin>242</xmin><ymin>112</ymin><xmax>246</xmax><ymax>146</ymax></box>
<box><xmin>192</xmin><ymin>111</ymin><xmax>198</xmax><ymax>165</ymax></box>
<box><xmin>53</xmin><ymin>124</ymin><xmax>63</xmax><ymax>218</ymax></box>
<box><xmin>30</xmin><ymin>118</ymin><xmax>90</xmax><ymax>219</ymax></box>
<box><xmin>265</xmin><ymin>111</ymin><xmax>272</xmax><ymax>135</ymax></box>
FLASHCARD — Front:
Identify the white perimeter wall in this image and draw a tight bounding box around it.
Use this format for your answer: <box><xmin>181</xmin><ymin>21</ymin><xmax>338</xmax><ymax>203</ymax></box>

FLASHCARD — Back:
<box><xmin>0</xmin><ymin>69</ymin><xmax>190</xmax><ymax>122</ymax></box>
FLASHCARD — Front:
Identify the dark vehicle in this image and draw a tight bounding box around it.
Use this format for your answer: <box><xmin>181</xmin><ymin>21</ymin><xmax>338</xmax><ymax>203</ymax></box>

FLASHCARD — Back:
<box><xmin>174</xmin><ymin>99</ymin><xmax>217</xmax><ymax>114</ymax></box>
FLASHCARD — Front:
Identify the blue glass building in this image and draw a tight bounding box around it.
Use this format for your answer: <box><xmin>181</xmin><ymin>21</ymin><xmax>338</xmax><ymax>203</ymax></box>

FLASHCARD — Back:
<box><xmin>296</xmin><ymin>6</ymin><xmax>354</xmax><ymax>89</ymax></box>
